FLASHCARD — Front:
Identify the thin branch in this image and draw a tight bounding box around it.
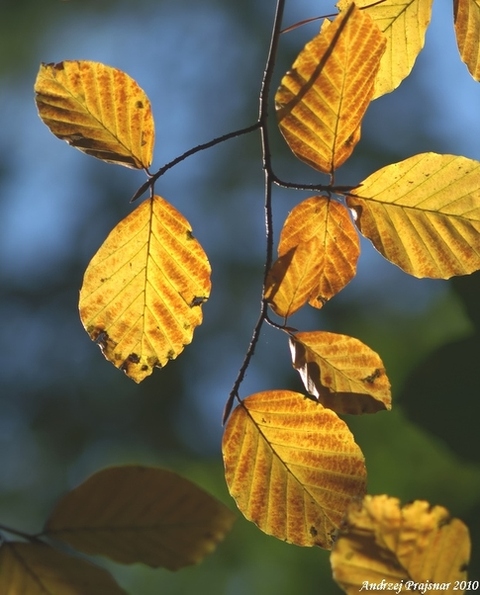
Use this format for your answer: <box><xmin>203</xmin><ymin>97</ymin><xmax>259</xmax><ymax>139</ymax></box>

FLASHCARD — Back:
<box><xmin>131</xmin><ymin>121</ymin><xmax>261</xmax><ymax>202</ymax></box>
<box><xmin>223</xmin><ymin>0</ymin><xmax>285</xmax><ymax>425</ymax></box>
<box><xmin>0</xmin><ymin>523</ymin><xmax>43</xmax><ymax>543</ymax></box>
<box><xmin>272</xmin><ymin>174</ymin><xmax>358</xmax><ymax>194</ymax></box>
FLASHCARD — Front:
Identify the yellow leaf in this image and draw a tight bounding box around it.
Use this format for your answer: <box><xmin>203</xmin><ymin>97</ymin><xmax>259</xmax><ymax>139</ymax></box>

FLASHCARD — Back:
<box><xmin>79</xmin><ymin>195</ymin><xmax>211</xmax><ymax>382</ymax></box>
<box><xmin>222</xmin><ymin>390</ymin><xmax>366</xmax><ymax>549</ymax></box>
<box><xmin>331</xmin><ymin>495</ymin><xmax>471</xmax><ymax>594</ymax></box>
<box><xmin>265</xmin><ymin>197</ymin><xmax>360</xmax><ymax>317</ymax></box>
<box><xmin>275</xmin><ymin>3</ymin><xmax>386</xmax><ymax>174</ymax></box>
<box><xmin>43</xmin><ymin>466</ymin><xmax>236</xmax><ymax>570</ymax></box>
<box><xmin>347</xmin><ymin>153</ymin><xmax>480</xmax><ymax>278</ymax></box>
<box><xmin>338</xmin><ymin>0</ymin><xmax>433</xmax><ymax>98</ymax></box>
<box><xmin>0</xmin><ymin>542</ymin><xmax>125</xmax><ymax>595</ymax></box>
<box><xmin>454</xmin><ymin>0</ymin><xmax>480</xmax><ymax>81</ymax></box>
<box><xmin>34</xmin><ymin>60</ymin><xmax>154</xmax><ymax>168</ymax></box>
<box><xmin>290</xmin><ymin>331</ymin><xmax>391</xmax><ymax>414</ymax></box>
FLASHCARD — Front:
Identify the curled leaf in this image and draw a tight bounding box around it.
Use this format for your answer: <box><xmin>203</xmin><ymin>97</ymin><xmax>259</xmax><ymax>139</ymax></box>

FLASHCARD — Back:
<box><xmin>290</xmin><ymin>331</ymin><xmax>391</xmax><ymax>414</ymax></box>
<box><xmin>331</xmin><ymin>495</ymin><xmax>471</xmax><ymax>594</ymax></box>
<box><xmin>222</xmin><ymin>390</ymin><xmax>366</xmax><ymax>549</ymax></box>
<box><xmin>43</xmin><ymin>466</ymin><xmax>236</xmax><ymax>570</ymax></box>
<box><xmin>454</xmin><ymin>0</ymin><xmax>480</xmax><ymax>81</ymax></box>
<box><xmin>79</xmin><ymin>195</ymin><xmax>211</xmax><ymax>382</ymax></box>
<box><xmin>35</xmin><ymin>60</ymin><xmax>154</xmax><ymax>168</ymax></box>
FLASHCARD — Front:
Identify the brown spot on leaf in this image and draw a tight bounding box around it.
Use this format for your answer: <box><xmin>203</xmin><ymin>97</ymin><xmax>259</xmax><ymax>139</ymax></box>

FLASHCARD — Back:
<box><xmin>363</xmin><ymin>368</ymin><xmax>382</xmax><ymax>384</ymax></box>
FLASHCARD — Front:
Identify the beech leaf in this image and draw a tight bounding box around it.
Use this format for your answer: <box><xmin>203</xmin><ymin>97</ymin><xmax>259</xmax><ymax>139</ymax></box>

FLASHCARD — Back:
<box><xmin>290</xmin><ymin>331</ymin><xmax>391</xmax><ymax>414</ymax></box>
<box><xmin>43</xmin><ymin>466</ymin><xmax>236</xmax><ymax>571</ymax></box>
<box><xmin>347</xmin><ymin>153</ymin><xmax>480</xmax><ymax>278</ymax></box>
<box><xmin>265</xmin><ymin>197</ymin><xmax>360</xmax><ymax>317</ymax></box>
<box><xmin>454</xmin><ymin>0</ymin><xmax>480</xmax><ymax>81</ymax></box>
<box><xmin>338</xmin><ymin>0</ymin><xmax>433</xmax><ymax>97</ymax></box>
<box><xmin>222</xmin><ymin>391</ymin><xmax>366</xmax><ymax>549</ymax></box>
<box><xmin>79</xmin><ymin>195</ymin><xmax>211</xmax><ymax>382</ymax></box>
<box><xmin>331</xmin><ymin>495</ymin><xmax>471</xmax><ymax>594</ymax></box>
<box><xmin>0</xmin><ymin>542</ymin><xmax>125</xmax><ymax>595</ymax></box>
<box><xmin>275</xmin><ymin>3</ymin><xmax>386</xmax><ymax>174</ymax></box>
<box><xmin>34</xmin><ymin>60</ymin><xmax>154</xmax><ymax>169</ymax></box>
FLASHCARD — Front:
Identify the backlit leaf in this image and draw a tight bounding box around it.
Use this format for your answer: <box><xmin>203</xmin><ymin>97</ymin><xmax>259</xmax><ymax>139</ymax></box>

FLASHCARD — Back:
<box><xmin>347</xmin><ymin>153</ymin><xmax>480</xmax><ymax>278</ymax></box>
<box><xmin>454</xmin><ymin>0</ymin><xmax>480</xmax><ymax>81</ymax></box>
<box><xmin>222</xmin><ymin>391</ymin><xmax>366</xmax><ymax>549</ymax></box>
<box><xmin>35</xmin><ymin>60</ymin><xmax>154</xmax><ymax>168</ymax></box>
<box><xmin>338</xmin><ymin>0</ymin><xmax>433</xmax><ymax>97</ymax></box>
<box><xmin>290</xmin><ymin>331</ymin><xmax>391</xmax><ymax>414</ymax></box>
<box><xmin>0</xmin><ymin>542</ymin><xmax>125</xmax><ymax>595</ymax></box>
<box><xmin>265</xmin><ymin>197</ymin><xmax>360</xmax><ymax>317</ymax></box>
<box><xmin>275</xmin><ymin>3</ymin><xmax>386</xmax><ymax>174</ymax></box>
<box><xmin>331</xmin><ymin>495</ymin><xmax>471</xmax><ymax>594</ymax></box>
<box><xmin>43</xmin><ymin>466</ymin><xmax>236</xmax><ymax>571</ymax></box>
<box><xmin>79</xmin><ymin>195</ymin><xmax>211</xmax><ymax>382</ymax></box>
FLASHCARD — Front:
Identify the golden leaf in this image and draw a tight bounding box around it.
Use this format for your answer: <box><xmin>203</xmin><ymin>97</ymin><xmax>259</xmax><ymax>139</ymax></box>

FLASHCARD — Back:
<box><xmin>454</xmin><ymin>0</ymin><xmax>480</xmax><ymax>81</ymax></box>
<box><xmin>79</xmin><ymin>195</ymin><xmax>211</xmax><ymax>382</ymax></box>
<box><xmin>347</xmin><ymin>153</ymin><xmax>480</xmax><ymax>278</ymax></box>
<box><xmin>331</xmin><ymin>495</ymin><xmax>471</xmax><ymax>594</ymax></box>
<box><xmin>290</xmin><ymin>331</ymin><xmax>391</xmax><ymax>414</ymax></box>
<box><xmin>338</xmin><ymin>0</ymin><xmax>433</xmax><ymax>98</ymax></box>
<box><xmin>265</xmin><ymin>197</ymin><xmax>360</xmax><ymax>317</ymax></box>
<box><xmin>275</xmin><ymin>3</ymin><xmax>386</xmax><ymax>174</ymax></box>
<box><xmin>222</xmin><ymin>390</ymin><xmax>366</xmax><ymax>549</ymax></box>
<box><xmin>43</xmin><ymin>466</ymin><xmax>235</xmax><ymax>570</ymax></box>
<box><xmin>34</xmin><ymin>60</ymin><xmax>154</xmax><ymax>168</ymax></box>
<box><xmin>0</xmin><ymin>542</ymin><xmax>125</xmax><ymax>595</ymax></box>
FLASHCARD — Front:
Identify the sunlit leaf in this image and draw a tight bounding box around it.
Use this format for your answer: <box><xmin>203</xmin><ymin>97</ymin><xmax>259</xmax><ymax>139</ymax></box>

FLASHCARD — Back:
<box><xmin>35</xmin><ymin>60</ymin><xmax>154</xmax><ymax>168</ymax></box>
<box><xmin>0</xmin><ymin>542</ymin><xmax>125</xmax><ymax>595</ymax></box>
<box><xmin>276</xmin><ymin>3</ymin><xmax>386</xmax><ymax>174</ymax></box>
<box><xmin>79</xmin><ymin>195</ymin><xmax>211</xmax><ymax>382</ymax></box>
<box><xmin>222</xmin><ymin>390</ymin><xmax>366</xmax><ymax>549</ymax></box>
<box><xmin>331</xmin><ymin>495</ymin><xmax>471</xmax><ymax>594</ymax></box>
<box><xmin>338</xmin><ymin>0</ymin><xmax>433</xmax><ymax>98</ymax></box>
<box><xmin>265</xmin><ymin>197</ymin><xmax>360</xmax><ymax>317</ymax></box>
<box><xmin>347</xmin><ymin>153</ymin><xmax>480</xmax><ymax>278</ymax></box>
<box><xmin>43</xmin><ymin>466</ymin><xmax>235</xmax><ymax>571</ymax></box>
<box><xmin>290</xmin><ymin>331</ymin><xmax>391</xmax><ymax>415</ymax></box>
<box><xmin>454</xmin><ymin>0</ymin><xmax>480</xmax><ymax>81</ymax></box>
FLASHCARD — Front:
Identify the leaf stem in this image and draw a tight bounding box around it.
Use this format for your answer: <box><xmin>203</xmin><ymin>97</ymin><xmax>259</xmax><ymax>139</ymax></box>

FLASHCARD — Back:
<box><xmin>0</xmin><ymin>523</ymin><xmax>42</xmax><ymax>543</ymax></box>
<box><xmin>131</xmin><ymin>122</ymin><xmax>261</xmax><ymax>202</ymax></box>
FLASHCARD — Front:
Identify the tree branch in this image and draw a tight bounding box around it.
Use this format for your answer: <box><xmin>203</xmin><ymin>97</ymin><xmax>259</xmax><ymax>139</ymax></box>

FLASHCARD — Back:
<box><xmin>223</xmin><ymin>0</ymin><xmax>285</xmax><ymax>425</ymax></box>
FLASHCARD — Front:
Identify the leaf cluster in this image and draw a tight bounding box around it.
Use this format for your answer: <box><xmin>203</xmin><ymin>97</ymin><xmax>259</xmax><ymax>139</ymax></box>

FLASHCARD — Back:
<box><xmin>2</xmin><ymin>0</ymin><xmax>478</xmax><ymax>591</ymax></box>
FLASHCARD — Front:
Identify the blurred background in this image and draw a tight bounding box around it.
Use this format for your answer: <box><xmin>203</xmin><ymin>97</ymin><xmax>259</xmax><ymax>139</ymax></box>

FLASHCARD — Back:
<box><xmin>1</xmin><ymin>0</ymin><xmax>480</xmax><ymax>592</ymax></box>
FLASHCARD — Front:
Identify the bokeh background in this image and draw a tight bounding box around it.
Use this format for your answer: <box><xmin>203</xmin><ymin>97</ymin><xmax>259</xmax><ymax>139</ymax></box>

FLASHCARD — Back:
<box><xmin>1</xmin><ymin>0</ymin><xmax>480</xmax><ymax>592</ymax></box>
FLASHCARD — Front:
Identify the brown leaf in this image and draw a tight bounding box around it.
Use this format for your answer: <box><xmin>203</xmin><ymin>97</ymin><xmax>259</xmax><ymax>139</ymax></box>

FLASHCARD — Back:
<box><xmin>290</xmin><ymin>331</ymin><xmax>391</xmax><ymax>414</ymax></box>
<box><xmin>222</xmin><ymin>390</ymin><xmax>366</xmax><ymax>549</ymax></box>
<box><xmin>43</xmin><ymin>466</ymin><xmax>236</xmax><ymax>570</ymax></box>
<box><xmin>331</xmin><ymin>495</ymin><xmax>471</xmax><ymax>594</ymax></box>
<box><xmin>0</xmin><ymin>542</ymin><xmax>125</xmax><ymax>595</ymax></box>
